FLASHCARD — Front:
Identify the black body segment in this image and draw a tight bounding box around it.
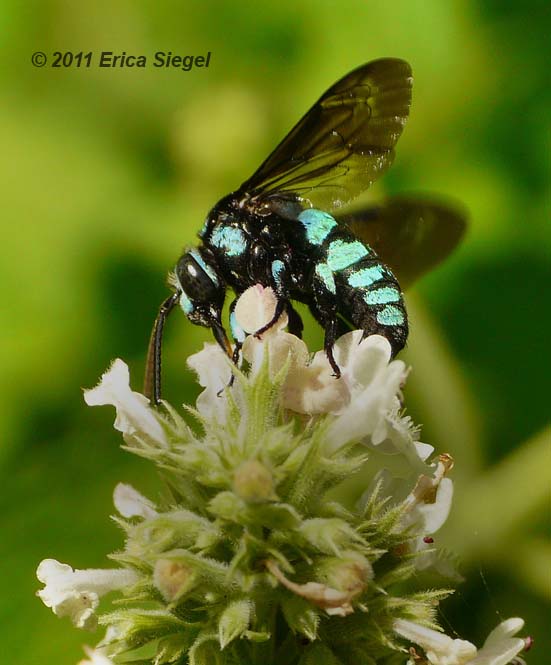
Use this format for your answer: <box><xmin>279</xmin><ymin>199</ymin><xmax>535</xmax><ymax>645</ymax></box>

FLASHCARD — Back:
<box><xmin>144</xmin><ymin>59</ymin><xmax>466</xmax><ymax>404</ymax></box>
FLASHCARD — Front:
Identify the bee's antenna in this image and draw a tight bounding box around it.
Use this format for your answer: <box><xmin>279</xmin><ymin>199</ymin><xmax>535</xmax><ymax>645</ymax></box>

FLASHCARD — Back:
<box><xmin>144</xmin><ymin>292</ymin><xmax>180</xmax><ymax>405</ymax></box>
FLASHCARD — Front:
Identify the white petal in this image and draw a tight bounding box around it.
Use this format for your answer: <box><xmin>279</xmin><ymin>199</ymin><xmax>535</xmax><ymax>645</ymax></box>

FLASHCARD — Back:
<box><xmin>236</xmin><ymin>286</ymin><xmax>304</xmax><ymax>381</ymax></box>
<box><xmin>187</xmin><ymin>342</ymin><xmax>231</xmax><ymax>393</ymax></box>
<box><xmin>416</xmin><ymin>441</ymin><xmax>435</xmax><ymax>461</ymax></box>
<box><xmin>38</xmin><ymin>586</ymin><xmax>99</xmax><ymax>630</ymax></box>
<box><xmin>326</xmin><ymin>351</ymin><xmax>407</xmax><ymax>451</ymax></box>
<box><xmin>282</xmin><ymin>358</ymin><xmax>348</xmax><ymax>414</ymax></box>
<box><xmin>332</xmin><ymin>332</ymin><xmax>392</xmax><ymax>389</ymax></box>
<box><xmin>469</xmin><ymin>641</ymin><xmax>526</xmax><ymax>665</ymax></box>
<box><xmin>187</xmin><ymin>342</ymin><xmax>232</xmax><ymax>422</ymax></box>
<box><xmin>234</xmin><ymin>285</ymin><xmax>288</xmax><ymax>334</ymax></box>
<box><xmin>84</xmin><ymin>359</ymin><xmax>167</xmax><ymax>446</ymax></box>
<box><xmin>394</xmin><ymin>619</ymin><xmax>477</xmax><ymax>664</ymax></box>
<box><xmin>401</xmin><ymin>454</ymin><xmax>455</xmax><ymax>557</ymax></box>
<box><xmin>36</xmin><ymin>559</ymin><xmax>138</xmax><ymax>629</ymax></box>
<box><xmin>243</xmin><ymin>329</ymin><xmax>309</xmax><ymax>380</ymax></box>
<box><xmin>417</xmin><ymin>477</ymin><xmax>454</xmax><ymax>534</ymax></box>
<box><xmin>484</xmin><ymin>618</ymin><xmax>524</xmax><ymax>644</ymax></box>
<box><xmin>78</xmin><ymin>645</ymin><xmax>115</xmax><ymax>665</ymax></box>
<box><xmin>113</xmin><ymin>483</ymin><xmax>158</xmax><ymax>519</ymax></box>
<box><xmin>469</xmin><ymin>618</ymin><xmax>526</xmax><ymax>665</ymax></box>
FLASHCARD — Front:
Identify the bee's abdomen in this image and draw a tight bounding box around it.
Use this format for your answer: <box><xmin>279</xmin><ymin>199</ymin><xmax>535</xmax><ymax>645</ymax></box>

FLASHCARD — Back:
<box><xmin>337</xmin><ymin>257</ymin><xmax>408</xmax><ymax>356</ymax></box>
<box><xmin>313</xmin><ymin>229</ymin><xmax>408</xmax><ymax>356</ymax></box>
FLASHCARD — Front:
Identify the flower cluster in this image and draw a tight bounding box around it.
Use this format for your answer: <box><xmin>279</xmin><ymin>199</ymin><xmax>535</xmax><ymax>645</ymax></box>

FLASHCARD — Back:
<box><xmin>37</xmin><ymin>286</ymin><xmax>528</xmax><ymax>665</ymax></box>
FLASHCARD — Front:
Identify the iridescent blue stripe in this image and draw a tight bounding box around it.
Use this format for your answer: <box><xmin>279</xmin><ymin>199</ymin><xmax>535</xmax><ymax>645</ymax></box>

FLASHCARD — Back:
<box><xmin>376</xmin><ymin>305</ymin><xmax>405</xmax><ymax>326</ymax></box>
<box><xmin>298</xmin><ymin>209</ymin><xmax>337</xmax><ymax>245</ymax></box>
<box><xmin>364</xmin><ymin>286</ymin><xmax>401</xmax><ymax>305</ymax></box>
<box><xmin>347</xmin><ymin>265</ymin><xmax>385</xmax><ymax>288</ymax></box>
<box><xmin>326</xmin><ymin>239</ymin><xmax>369</xmax><ymax>271</ymax></box>
<box><xmin>190</xmin><ymin>248</ymin><xmax>219</xmax><ymax>285</ymax></box>
<box><xmin>180</xmin><ymin>291</ymin><xmax>194</xmax><ymax>315</ymax></box>
<box><xmin>230</xmin><ymin>310</ymin><xmax>246</xmax><ymax>343</ymax></box>
<box><xmin>315</xmin><ymin>262</ymin><xmax>336</xmax><ymax>294</ymax></box>
<box><xmin>211</xmin><ymin>225</ymin><xmax>247</xmax><ymax>257</ymax></box>
<box><xmin>271</xmin><ymin>259</ymin><xmax>285</xmax><ymax>288</ymax></box>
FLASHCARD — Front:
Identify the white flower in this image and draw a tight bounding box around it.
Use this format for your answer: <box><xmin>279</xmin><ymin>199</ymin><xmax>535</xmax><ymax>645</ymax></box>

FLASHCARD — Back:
<box><xmin>36</xmin><ymin>559</ymin><xmax>138</xmax><ymax>630</ymax></box>
<box><xmin>238</xmin><ymin>286</ymin><xmax>315</xmax><ymax>387</ymax></box>
<box><xmin>470</xmin><ymin>618</ymin><xmax>527</xmax><ymax>665</ymax></box>
<box><xmin>324</xmin><ymin>332</ymin><xmax>409</xmax><ymax>451</ymax></box>
<box><xmin>234</xmin><ymin>284</ymin><xmax>287</xmax><ymax>336</ymax></box>
<box><xmin>187</xmin><ymin>285</ymin><xmax>347</xmax><ymax>418</ymax></box>
<box><xmin>84</xmin><ymin>359</ymin><xmax>167</xmax><ymax>447</ymax></box>
<box><xmin>395</xmin><ymin>455</ymin><xmax>455</xmax><ymax>571</ymax></box>
<box><xmin>383</xmin><ymin>406</ymin><xmax>435</xmax><ymax>472</ymax></box>
<box><xmin>395</xmin><ymin>617</ymin><xmax>526</xmax><ymax>665</ymax></box>
<box><xmin>236</xmin><ymin>287</ymin><xmax>407</xmax><ymax>424</ymax></box>
<box><xmin>187</xmin><ymin>286</ymin><xmax>428</xmax><ymax>474</ymax></box>
<box><xmin>240</xmin><ymin>292</ymin><xmax>419</xmax><ymax>455</ymax></box>
<box><xmin>77</xmin><ymin>645</ymin><xmax>114</xmax><ymax>665</ymax></box>
<box><xmin>187</xmin><ymin>342</ymin><xmax>233</xmax><ymax>423</ymax></box>
<box><xmin>113</xmin><ymin>483</ymin><xmax>158</xmax><ymax>520</ymax></box>
<box><xmin>237</xmin><ymin>288</ymin><xmax>407</xmax><ymax>415</ymax></box>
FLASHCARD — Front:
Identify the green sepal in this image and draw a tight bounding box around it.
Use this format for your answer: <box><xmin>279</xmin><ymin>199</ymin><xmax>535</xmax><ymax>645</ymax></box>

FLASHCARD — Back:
<box><xmin>154</xmin><ymin>631</ymin><xmax>199</xmax><ymax>664</ymax></box>
<box><xmin>188</xmin><ymin>632</ymin><xmax>223</xmax><ymax>665</ymax></box>
<box><xmin>173</xmin><ymin>445</ymin><xmax>228</xmax><ymax>488</ymax></box>
<box><xmin>99</xmin><ymin>608</ymin><xmax>189</xmax><ymax>650</ymax></box>
<box><xmin>126</xmin><ymin>509</ymin><xmax>222</xmax><ymax>554</ymax></box>
<box><xmin>298</xmin><ymin>518</ymin><xmax>364</xmax><ymax>555</ymax></box>
<box><xmin>208</xmin><ymin>491</ymin><xmax>302</xmax><ymax>529</ymax></box>
<box><xmin>153</xmin><ymin>549</ymin><xmax>231</xmax><ymax>591</ymax></box>
<box><xmin>218</xmin><ymin>599</ymin><xmax>253</xmax><ymax>649</ymax></box>
<box><xmin>281</xmin><ymin>595</ymin><xmax>319</xmax><ymax>641</ymax></box>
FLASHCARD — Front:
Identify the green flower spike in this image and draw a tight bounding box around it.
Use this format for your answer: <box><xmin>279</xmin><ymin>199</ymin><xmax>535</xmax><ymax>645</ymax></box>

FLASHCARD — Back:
<box><xmin>37</xmin><ymin>286</ymin><xmax>528</xmax><ymax>665</ymax></box>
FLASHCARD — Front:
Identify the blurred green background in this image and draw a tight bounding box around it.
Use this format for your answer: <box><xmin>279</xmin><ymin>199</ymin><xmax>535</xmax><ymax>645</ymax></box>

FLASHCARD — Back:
<box><xmin>1</xmin><ymin>0</ymin><xmax>549</xmax><ymax>663</ymax></box>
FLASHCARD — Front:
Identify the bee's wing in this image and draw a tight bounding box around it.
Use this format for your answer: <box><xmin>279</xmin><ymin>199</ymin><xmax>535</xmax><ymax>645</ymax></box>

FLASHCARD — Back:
<box><xmin>337</xmin><ymin>196</ymin><xmax>467</xmax><ymax>288</ymax></box>
<box><xmin>240</xmin><ymin>59</ymin><xmax>412</xmax><ymax>213</ymax></box>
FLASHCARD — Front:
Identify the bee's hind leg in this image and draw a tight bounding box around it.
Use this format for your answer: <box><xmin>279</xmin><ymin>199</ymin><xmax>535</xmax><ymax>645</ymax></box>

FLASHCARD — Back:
<box><xmin>323</xmin><ymin>319</ymin><xmax>342</xmax><ymax>378</ymax></box>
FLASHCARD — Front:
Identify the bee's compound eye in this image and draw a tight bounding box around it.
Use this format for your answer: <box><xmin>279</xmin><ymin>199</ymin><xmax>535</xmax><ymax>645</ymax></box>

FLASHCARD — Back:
<box><xmin>176</xmin><ymin>250</ymin><xmax>220</xmax><ymax>304</ymax></box>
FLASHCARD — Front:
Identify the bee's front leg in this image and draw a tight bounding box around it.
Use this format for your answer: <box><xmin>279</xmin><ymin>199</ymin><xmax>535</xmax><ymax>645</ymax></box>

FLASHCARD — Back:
<box><xmin>252</xmin><ymin>252</ymin><xmax>293</xmax><ymax>338</ymax></box>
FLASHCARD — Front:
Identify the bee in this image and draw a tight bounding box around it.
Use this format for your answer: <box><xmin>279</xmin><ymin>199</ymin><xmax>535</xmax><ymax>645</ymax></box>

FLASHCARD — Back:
<box><xmin>145</xmin><ymin>58</ymin><xmax>465</xmax><ymax>404</ymax></box>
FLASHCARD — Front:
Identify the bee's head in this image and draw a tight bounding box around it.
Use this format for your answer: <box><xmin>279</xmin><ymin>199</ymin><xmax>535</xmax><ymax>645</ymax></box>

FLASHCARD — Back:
<box><xmin>174</xmin><ymin>248</ymin><xmax>225</xmax><ymax>328</ymax></box>
<box><xmin>145</xmin><ymin>247</ymin><xmax>228</xmax><ymax>404</ymax></box>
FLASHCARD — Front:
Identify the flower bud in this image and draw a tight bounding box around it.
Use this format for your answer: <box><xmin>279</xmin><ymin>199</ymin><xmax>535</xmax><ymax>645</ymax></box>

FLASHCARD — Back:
<box><xmin>318</xmin><ymin>552</ymin><xmax>373</xmax><ymax>599</ymax></box>
<box><xmin>233</xmin><ymin>460</ymin><xmax>276</xmax><ymax>503</ymax></box>
<box><xmin>153</xmin><ymin>558</ymin><xmax>196</xmax><ymax>602</ymax></box>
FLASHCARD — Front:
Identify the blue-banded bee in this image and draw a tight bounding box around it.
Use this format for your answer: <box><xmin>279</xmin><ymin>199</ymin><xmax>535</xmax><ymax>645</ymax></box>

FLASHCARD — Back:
<box><xmin>145</xmin><ymin>58</ymin><xmax>465</xmax><ymax>404</ymax></box>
